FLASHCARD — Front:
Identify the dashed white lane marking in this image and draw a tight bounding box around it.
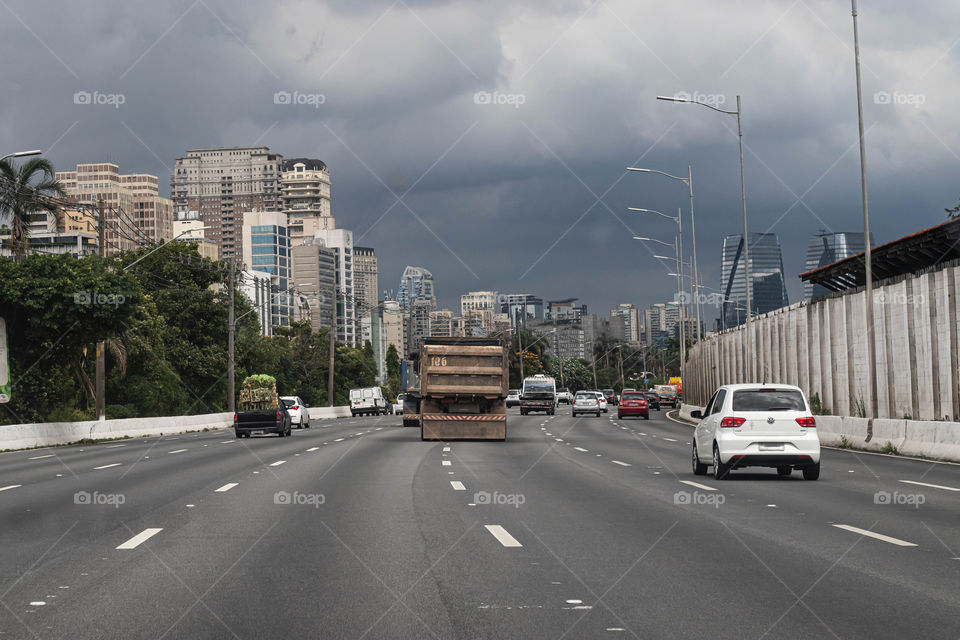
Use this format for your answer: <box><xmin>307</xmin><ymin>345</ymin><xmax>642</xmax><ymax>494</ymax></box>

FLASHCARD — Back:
<box><xmin>450</xmin><ymin>481</ymin><xmax>466</xmax><ymax>491</ymax></box>
<box><xmin>555</xmin><ymin>438</ymin><xmax>564</xmax><ymax>442</ymax></box>
<box><xmin>899</xmin><ymin>479</ymin><xmax>960</xmax><ymax>492</ymax></box>
<box><xmin>116</xmin><ymin>528</ymin><xmax>163</xmax><ymax>550</ymax></box>
<box><xmin>168</xmin><ymin>449</ymin><xmax>188</xmax><ymax>454</ymax></box>
<box><xmin>215</xmin><ymin>483</ymin><xmax>238</xmax><ymax>493</ymax></box>
<box><xmin>485</xmin><ymin>525</ymin><xmax>523</xmax><ymax>548</ymax></box>
<box><xmin>29</xmin><ymin>601</ymin><xmax>46</xmax><ymax>606</ymax></box>
<box><xmin>306</xmin><ymin>447</ymin><xmax>319</xmax><ymax>452</ymax></box>
<box><xmin>832</xmin><ymin>524</ymin><xmax>917</xmax><ymax>547</ymax></box>
<box><xmin>269</xmin><ymin>460</ymin><xmax>286</xmax><ymax>467</ymax></box>
<box><xmin>29</xmin><ymin>454</ymin><xmax>54</xmax><ymax>459</ymax></box>
<box><xmin>680</xmin><ymin>480</ymin><xmax>718</xmax><ymax>491</ymax></box>
<box><xmin>355</xmin><ymin>432</ymin><xmax>364</xmax><ymax>436</ymax></box>
<box><xmin>662</xmin><ymin>437</ymin><xmax>678</xmax><ymax>442</ymax></box>
<box><xmin>221</xmin><ymin>440</ymin><xmax>235</xmax><ymax>444</ymax></box>
<box><xmin>93</xmin><ymin>463</ymin><xmax>121</xmax><ymax>470</ymax></box>
<box><xmin>375</xmin><ymin>427</ymin><xmax>383</xmax><ymax>431</ymax></box>
<box><xmin>106</xmin><ymin>444</ymin><xmax>126</xmax><ymax>448</ymax></box>
<box><xmin>611</xmin><ymin>460</ymin><xmax>631</xmax><ymax>467</ymax></box>
<box><xmin>443</xmin><ymin>446</ymin><xmax>451</xmax><ymax>452</ymax></box>
<box><xmin>0</xmin><ymin>485</ymin><xmax>22</xmax><ymax>492</ymax></box>
<box><xmin>334</xmin><ymin>438</ymin><xmax>344</xmax><ymax>442</ymax></box>
<box><xmin>442</xmin><ymin>460</ymin><xmax>452</xmax><ymax>466</ymax></box>
<box><xmin>574</xmin><ymin>447</ymin><xmax>588</xmax><ymax>452</ymax></box>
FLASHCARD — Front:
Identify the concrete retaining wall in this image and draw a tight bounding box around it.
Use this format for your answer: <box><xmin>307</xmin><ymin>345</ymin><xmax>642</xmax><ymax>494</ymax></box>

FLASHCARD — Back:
<box><xmin>685</xmin><ymin>259</ymin><xmax>960</xmax><ymax>422</ymax></box>
<box><xmin>671</xmin><ymin>405</ymin><xmax>960</xmax><ymax>462</ymax></box>
<box><xmin>1</xmin><ymin>406</ymin><xmax>354</xmax><ymax>451</ymax></box>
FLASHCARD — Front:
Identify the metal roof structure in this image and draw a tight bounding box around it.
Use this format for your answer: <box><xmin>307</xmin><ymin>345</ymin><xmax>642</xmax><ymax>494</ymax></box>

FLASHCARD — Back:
<box><xmin>799</xmin><ymin>217</ymin><xmax>960</xmax><ymax>293</ymax></box>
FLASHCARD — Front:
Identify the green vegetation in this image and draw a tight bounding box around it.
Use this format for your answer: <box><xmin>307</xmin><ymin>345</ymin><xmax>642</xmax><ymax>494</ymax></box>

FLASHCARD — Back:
<box><xmin>881</xmin><ymin>441</ymin><xmax>900</xmax><ymax>455</ymax></box>
<box><xmin>0</xmin><ymin>243</ymin><xmax>378</xmax><ymax>424</ymax></box>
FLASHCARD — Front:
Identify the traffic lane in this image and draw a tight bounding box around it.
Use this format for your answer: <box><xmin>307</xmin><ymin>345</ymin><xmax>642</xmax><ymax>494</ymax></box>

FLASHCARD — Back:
<box><xmin>546</xmin><ymin>412</ymin><xmax>960</xmax><ymax>607</ymax></box>
<box><xmin>0</xmin><ymin>417</ymin><xmax>402</xmax><ymax>605</ymax></box>
<box><xmin>1</xmin><ymin>424</ymin><xmax>454</xmax><ymax>640</ymax></box>
<box><xmin>435</xmin><ymin>414</ymin><xmax>960</xmax><ymax>639</ymax></box>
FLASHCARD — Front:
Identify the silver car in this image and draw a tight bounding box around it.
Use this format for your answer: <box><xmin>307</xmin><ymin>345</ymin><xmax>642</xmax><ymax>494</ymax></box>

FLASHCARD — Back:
<box><xmin>572</xmin><ymin>391</ymin><xmax>602</xmax><ymax>417</ymax></box>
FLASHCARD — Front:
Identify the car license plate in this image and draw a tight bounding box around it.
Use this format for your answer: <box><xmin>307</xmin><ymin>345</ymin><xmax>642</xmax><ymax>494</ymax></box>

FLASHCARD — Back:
<box><xmin>759</xmin><ymin>443</ymin><xmax>784</xmax><ymax>451</ymax></box>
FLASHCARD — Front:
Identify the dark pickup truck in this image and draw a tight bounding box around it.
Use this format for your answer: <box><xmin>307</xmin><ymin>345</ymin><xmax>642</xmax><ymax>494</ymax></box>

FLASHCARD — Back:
<box><xmin>234</xmin><ymin>399</ymin><xmax>293</xmax><ymax>438</ymax></box>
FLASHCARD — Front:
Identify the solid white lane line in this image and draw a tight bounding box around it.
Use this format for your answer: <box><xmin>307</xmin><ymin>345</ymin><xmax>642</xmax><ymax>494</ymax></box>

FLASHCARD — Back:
<box><xmin>269</xmin><ymin>460</ymin><xmax>286</xmax><ymax>467</ymax></box>
<box><xmin>662</xmin><ymin>437</ymin><xmax>678</xmax><ymax>442</ymax></box>
<box><xmin>94</xmin><ymin>463</ymin><xmax>121</xmax><ymax>470</ymax></box>
<box><xmin>899</xmin><ymin>480</ymin><xmax>960</xmax><ymax>492</ymax></box>
<box><xmin>611</xmin><ymin>460</ymin><xmax>631</xmax><ymax>467</ymax></box>
<box><xmin>832</xmin><ymin>524</ymin><xmax>917</xmax><ymax>547</ymax></box>
<box><xmin>442</xmin><ymin>460</ymin><xmax>452</xmax><ymax>466</ymax></box>
<box><xmin>334</xmin><ymin>438</ymin><xmax>344</xmax><ymax>442</ymax></box>
<box><xmin>28</xmin><ymin>454</ymin><xmax>54</xmax><ymax>459</ymax></box>
<box><xmin>0</xmin><ymin>485</ymin><xmax>22</xmax><ymax>492</ymax></box>
<box><xmin>168</xmin><ymin>449</ymin><xmax>188</xmax><ymax>454</ymax></box>
<box><xmin>574</xmin><ymin>447</ymin><xmax>588</xmax><ymax>452</ymax></box>
<box><xmin>215</xmin><ymin>483</ymin><xmax>238</xmax><ymax>493</ymax></box>
<box><xmin>450</xmin><ymin>481</ymin><xmax>466</xmax><ymax>491</ymax></box>
<box><xmin>680</xmin><ymin>480</ymin><xmax>718</xmax><ymax>491</ymax></box>
<box><xmin>306</xmin><ymin>447</ymin><xmax>319</xmax><ymax>452</ymax></box>
<box><xmin>485</xmin><ymin>525</ymin><xmax>522</xmax><ymax>548</ymax></box>
<box><xmin>116</xmin><ymin>528</ymin><xmax>163</xmax><ymax>550</ymax></box>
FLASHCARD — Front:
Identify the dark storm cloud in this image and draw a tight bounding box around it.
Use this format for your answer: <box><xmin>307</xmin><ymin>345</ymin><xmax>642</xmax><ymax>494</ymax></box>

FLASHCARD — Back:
<box><xmin>3</xmin><ymin>0</ymin><xmax>960</xmax><ymax>325</ymax></box>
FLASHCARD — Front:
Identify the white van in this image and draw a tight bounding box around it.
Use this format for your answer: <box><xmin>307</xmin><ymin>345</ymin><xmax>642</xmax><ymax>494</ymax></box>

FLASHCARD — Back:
<box><xmin>349</xmin><ymin>387</ymin><xmax>389</xmax><ymax>417</ymax></box>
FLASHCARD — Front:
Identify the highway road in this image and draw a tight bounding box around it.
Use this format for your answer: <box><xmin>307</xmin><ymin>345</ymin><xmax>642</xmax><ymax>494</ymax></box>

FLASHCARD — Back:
<box><xmin>1</xmin><ymin>408</ymin><xmax>958</xmax><ymax>639</ymax></box>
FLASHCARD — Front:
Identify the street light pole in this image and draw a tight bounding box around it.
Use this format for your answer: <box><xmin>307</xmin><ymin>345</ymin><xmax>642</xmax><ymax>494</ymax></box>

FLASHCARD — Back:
<box><xmin>852</xmin><ymin>0</ymin><xmax>876</xmax><ymax>418</ymax></box>
<box><xmin>657</xmin><ymin>94</ymin><xmax>751</xmax><ymax>378</ymax></box>
<box><xmin>0</xmin><ymin>150</ymin><xmax>42</xmax><ymax>163</ymax></box>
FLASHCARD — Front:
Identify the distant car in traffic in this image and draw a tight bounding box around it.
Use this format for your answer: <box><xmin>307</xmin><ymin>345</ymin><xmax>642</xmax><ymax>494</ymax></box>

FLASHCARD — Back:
<box><xmin>617</xmin><ymin>391</ymin><xmax>649</xmax><ymax>420</ymax></box>
<box><xmin>603</xmin><ymin>388</ymin><xmax>618</xmax><ymax>406</ymax></box>
<box><xmin>506</xmin><ymin>389</ymin><xmax>521</xmax><ymax>407</ymax></box>
<box><xmin>588</xmin><ymin>390</ymin><xmax>608</xmax><ymax>413</ymax></box>
<box><xmin>691</xmin><ymin>383</ymin><xmax>820</xmax><ymax>481</ymax></box>
<box><xmin>556</xmin><ymin>387</ymin><xmax>573</xmax><ymax>404</ymax></box>
<box><xmin>572</xmin><ymin>391</ymin><xmax>602</xmax><ymax>417</ymax></box>
<box><xmin>657</xmin><ymin>388</ymin><xmax>678</xmax><ymax>408</ymax></box>
<box><xmin>642</xmin><ymin>391</ymin><xmax>661</xmax><ymax>411</ymax></box>
<box><xmin>393</xmin><ymin>393</ymin><xmax>405</xmax><ymax>415</ymax></box>
<box><xmin>280</xmin><ymin>395</ymin><xmax>310</xmax><ymax>429</ymax></box>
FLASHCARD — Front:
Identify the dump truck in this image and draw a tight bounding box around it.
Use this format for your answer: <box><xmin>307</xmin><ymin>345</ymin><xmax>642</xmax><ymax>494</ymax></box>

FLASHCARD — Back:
<box><xmin>419</xmin><ymin>336</ymin><xmax>508</xmax><ymax>440</ymax></box>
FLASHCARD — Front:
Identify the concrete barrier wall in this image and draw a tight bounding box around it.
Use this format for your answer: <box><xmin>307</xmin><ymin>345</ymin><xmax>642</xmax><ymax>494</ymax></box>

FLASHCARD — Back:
<box><xmin>1</xmin><ymin>406</ymin><xmax>354</xmax><ymax>451</ymax></box>
<box><xmin>671</xmin><ymin>406</ymin><xmax>960</xmax><ymax>462</ymax></box>
<box><xmin>685</xmin><ymin>259</ymin><xmax>960</xmax><ymax>422</ymax></box>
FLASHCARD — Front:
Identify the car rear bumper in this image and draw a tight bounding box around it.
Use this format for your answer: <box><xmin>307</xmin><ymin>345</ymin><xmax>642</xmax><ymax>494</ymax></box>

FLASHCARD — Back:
<box><xmin>716</xmin><ymin>435</ymin><xmax>821</xmax><ymax>466</ymax></box>
<box><xmin>617</xmin><ymin>407</ymin><xmax>649</xmax><ymax>416</ymax></box>
<box><xmin>235</xmin><ymin>423</ymin><xmax>284</xmax><ymax>435</ymax></box>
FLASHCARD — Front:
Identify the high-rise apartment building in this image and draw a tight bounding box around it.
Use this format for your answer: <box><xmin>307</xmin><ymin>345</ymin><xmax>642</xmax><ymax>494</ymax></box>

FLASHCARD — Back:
<box><xmin>546</xmin><ymin>298</ymin><xmax>587</xmax><ymax>323</ymax></box>
<box><xmin>803</xmin><ymin>231</ymin><xmax>872</xmax><ymax>299</ymax></box>
<box><xmin>429</xmin><ymin>309</ymin><xmax>454</xmax><ymax>337</ymax></box>
<box><xmin>499</xmin><ymin>294</ymin><xmax>543</xmax><ymax>328</ymax></box>
<box><xmin>720</xmin><ymin>233</ymin><xmax>789</xmax><ymax>330</ymax></box>
<box><xmin>353</xmin><ymin>247</ymin><xmax>378</xmax><ymax>314</ymax></box>
<box><xmin>407</xmin><ymin>299</ymin><xmax>434</xmax><ymax>353</ymax></box>
<box><xmin>397</xmin><ymin>266</ymin><xmax>436</xmax><ymax>310</ymax></box>
<box><xmin>312</xmin><ymin>229</ymin><xmax>355</xmax><ymax>345</ymax></box>
<box><xmin>57</xmin><ymin>163</ymin><xmax>173</xmax><ymax>255</ymax></box>
<box><xmin>171</xmin><ymin>147</ymin><xmax>283</xmax><ymax>262</ymax></box>
<box><xmin>291</xmin><ymin>240</ymin><xmax>337</xmax><ymax>333</ymax></box>
<box><xmin>610</xmin><ymin>304</ymin><xmax>641</xmax><ymax>342</ymax></box>
<box><xmin>280</xmin><ymin>158</ymin><xmax>334</xmax><ymax>245</ymax></box>
<box><xmin>381</xmin><ymin>301</ymin><xmax>405</xmax><ymax>360</ymax></box>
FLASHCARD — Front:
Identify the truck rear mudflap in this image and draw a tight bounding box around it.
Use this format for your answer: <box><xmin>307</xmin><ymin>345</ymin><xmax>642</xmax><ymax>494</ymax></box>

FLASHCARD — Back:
<box><xmin>421</xmin><ymin>414</ymin><xmax>506</xmax><ymax>441</ymax></box>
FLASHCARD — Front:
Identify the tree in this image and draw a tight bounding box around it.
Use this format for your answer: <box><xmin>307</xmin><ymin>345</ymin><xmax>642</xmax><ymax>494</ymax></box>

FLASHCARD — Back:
<box><xmin>0</xmin><ymin>157</ymin><xmax>66</xmax><ymax>262</ymax></box>
<box><xmin>385</xmin><ymin>343</ymin><xmax>401</xmax><ymax>401</ymax></box>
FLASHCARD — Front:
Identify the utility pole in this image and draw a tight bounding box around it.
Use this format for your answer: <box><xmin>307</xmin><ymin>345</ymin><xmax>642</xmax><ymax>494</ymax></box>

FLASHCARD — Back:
<box><xmin>95</xmin><ymin>197</ymin><xmax>105</xmax><ymax>420</ymax></box>
<box><xmin>227</xmin><ymin>261</ymin><xmax>236</xmax><ymax>413</ymax></box>
<box><xmin>518</xmin><ymin>328</ymin><xmax>525</xmax><ymax>380</ymax></box>
<box><xmin>328</xmin><ymin>288</ymin><xmax>337</xmax><ymax>406</ymax></box>
<box><xmin>555</xmin><ymin>331</ymin><xmax>564</xmax><ymax>387</ymax></box>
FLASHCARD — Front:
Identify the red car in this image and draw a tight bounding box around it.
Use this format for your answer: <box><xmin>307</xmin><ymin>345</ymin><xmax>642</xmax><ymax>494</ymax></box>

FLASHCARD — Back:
<box><xmin>617</xmin><ymin>392</ymin><xmax>649</xmax><ymax>420</ymax></box>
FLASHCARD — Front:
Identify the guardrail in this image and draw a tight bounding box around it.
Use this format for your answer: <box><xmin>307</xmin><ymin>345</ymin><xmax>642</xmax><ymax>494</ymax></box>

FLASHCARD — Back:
<box><xmin>1</xmin><ymin>406</ymin><xmax>354</xmax><ymax>452</ymax></box>
<box><xmin>673</xmin><ymin>405</ymin><xmax>960</xmax><ymax>463</ymax></box>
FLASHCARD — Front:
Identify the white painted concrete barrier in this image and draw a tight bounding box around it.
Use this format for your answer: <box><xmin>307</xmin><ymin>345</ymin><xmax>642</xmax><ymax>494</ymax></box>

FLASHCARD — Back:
<box><xmin>308</xmin><ymin>406</ymin><xmax>352</xmax><ymax>420</ymax></box>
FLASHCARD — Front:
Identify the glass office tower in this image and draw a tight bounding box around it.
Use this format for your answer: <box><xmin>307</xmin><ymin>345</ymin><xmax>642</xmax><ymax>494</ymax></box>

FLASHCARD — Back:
<box><xmin>720</xmin><ymin>233</ymin><xmax>789</xmax><ymax>330</ymax></box>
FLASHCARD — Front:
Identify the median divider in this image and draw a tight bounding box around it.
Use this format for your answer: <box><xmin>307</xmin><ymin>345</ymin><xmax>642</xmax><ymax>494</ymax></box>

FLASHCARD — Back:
<box><xmin>308</xmin><ymin>406</ymin><xmax>352</xmax><ymax>420</ymax></box>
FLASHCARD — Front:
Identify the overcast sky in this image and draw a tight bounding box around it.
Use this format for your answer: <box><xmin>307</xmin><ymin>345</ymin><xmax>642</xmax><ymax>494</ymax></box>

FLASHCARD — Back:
<box><xmin>3</xmin><ymin>0</ymin><xmax>959</xmax><ymax>325</ymax></box>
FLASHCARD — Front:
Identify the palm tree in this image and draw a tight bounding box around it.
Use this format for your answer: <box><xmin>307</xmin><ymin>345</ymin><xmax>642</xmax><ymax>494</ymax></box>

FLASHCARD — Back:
<box><xmin>0</xmin><ymin>157</ymin><xmax>66</xmax><ymax>262</ymax></box>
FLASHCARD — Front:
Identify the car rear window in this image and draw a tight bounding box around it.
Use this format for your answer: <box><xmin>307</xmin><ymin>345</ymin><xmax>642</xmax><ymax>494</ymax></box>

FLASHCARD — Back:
<box><xmin>732</xmin><ymin>389</ymin><xmax>806</xmax><ymax>411</ymax></box>
<box><xmin>621</xmin><ymin>393</ymin><xmax>645</xmax><ymax>401</ymax></box>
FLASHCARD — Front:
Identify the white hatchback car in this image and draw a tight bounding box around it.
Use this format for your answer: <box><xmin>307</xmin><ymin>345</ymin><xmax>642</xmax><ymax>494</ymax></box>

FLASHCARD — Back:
<box><xmin>571</xmin><ymin>391</ymin><xmax>602</xmax><ymax>417</ymax></box>
<box><xmin>280</xmin><ymin>396</ymin><xmax>310</xmax><ymax>429</ymax></box>
<box><xmin>591</xmin><ymin>391</ymin><xmax>608</xmax><ymax>413</ymax></box>
<box><xmin>691</xmin><ymin>384</ymin><xmax>820</xmax><ymax>480</ymax></box>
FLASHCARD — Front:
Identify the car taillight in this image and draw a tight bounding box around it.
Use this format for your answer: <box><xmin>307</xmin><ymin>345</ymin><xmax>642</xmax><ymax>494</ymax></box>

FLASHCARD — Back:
<box><xmin>291</xmin><ymin>406</ymin><xmax>299</xmax><ymax>410</ymax></box>
<box><xmin>720</xmin><ymin>416</ymin><xmax>746</xmax><ymax>428</ymax></box>
<box><xmin>796</xmin><ymin>416</ymin><xmax>816</xmax><ymax>427</ymax></box>
<box><xmin>233</xmin><ymin>413</ymin><xmax>237</xmax><ymax>422</ymax></box>
<box><xmin>276</xmin><ymin>411</ymin><xmax>282</xmax><ymax>421</ymax></box>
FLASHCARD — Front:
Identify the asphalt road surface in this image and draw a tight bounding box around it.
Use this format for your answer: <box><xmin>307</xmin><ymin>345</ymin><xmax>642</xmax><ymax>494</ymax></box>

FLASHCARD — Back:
<box><xmin>1</xmin><ymin>408</ymin><xmax>958</xmax><ymax>639</ymax></box>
